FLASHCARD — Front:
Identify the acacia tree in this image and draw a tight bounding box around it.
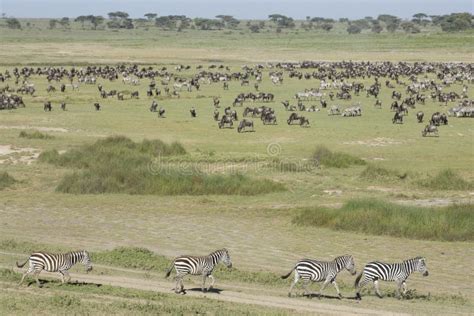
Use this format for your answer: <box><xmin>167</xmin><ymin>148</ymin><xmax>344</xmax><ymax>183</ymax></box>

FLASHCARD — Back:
<box><xmin>144</xmin><ymin>13</ymin><xmax>157</xmax><ymax>20</ymax></box>
<box><xmin>49</xmin><ymin>19</ymin><xmax>57</xmax><ymax>29</ymax></box>
<box><xmin>6</xmin><ymin>18</ymin><xmax>21</xmax><ymax>29</ymax></box>
<box><xmin>268</xmin><ymin>14</ymin><xmax>295</xmax><ymax>29</ymax></box>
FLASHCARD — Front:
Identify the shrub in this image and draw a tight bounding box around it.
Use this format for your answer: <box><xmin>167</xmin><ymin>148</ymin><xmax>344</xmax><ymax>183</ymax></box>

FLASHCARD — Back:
<box><xmin>0</xmin><ymin>172</ymin><xmax>16</xmax><ymax>190</ymax></box>
<box><xmin>293</xmin><ymin>199</ymin><xmax>474</xmax><ymax>241</ymax></box>
<box><xmin>19</xmin><ymin>130</ymin><xmax>54</xmax><ymax>139</ymax></box>
<box><xmin>419</xmin><ymin>169</ymin><xmax>473</xmax><ymax>191</ymax></box>
<box><xmin>40</xmin><ymin>136</ymin><xmax>284</xmax><ymax>196</ymax></box>
<box><xmin>312</xmin><ymin>145</ymin><xmax>366</xmax><ymax>168</ymax></box>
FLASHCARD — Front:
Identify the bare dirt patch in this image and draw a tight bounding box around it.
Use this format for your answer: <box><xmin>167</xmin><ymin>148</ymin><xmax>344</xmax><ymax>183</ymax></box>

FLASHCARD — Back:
<box><xmin>0</xmin><ymin>145</ymin><xmax>40</xmax><ymax>165</ymax></box>
<box><xmin>343</xmin><ymin>138</ymin><xmax>402</xmax><ymax>147</ymax></box>
<box><xmin>0</xmin><ymin>125</ymin><xmax>68</xmax><ymax>133</ymax></box>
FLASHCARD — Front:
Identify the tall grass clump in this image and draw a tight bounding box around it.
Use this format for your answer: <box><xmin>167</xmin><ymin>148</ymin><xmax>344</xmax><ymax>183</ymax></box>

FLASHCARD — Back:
<box><xmin>419</xmin><ymin>169</ymin><xmax>473</xmax><ymax>191</ymax></box>
<box><xmin>0</xmin><ymin>172</ymin><xmax>16</xmax><ymax>190</ymax></box>
<box><xmin>293</xmin><ymin>199</ymin><xmax>474</xmax><ymax>241</ymax></box>
<box><xmin>312</xmin><ymin>145</ymin><xmax>366</xmax><ymax>168</ymax></box>
<box><xmin>39</xmin><ymin>136</ymin><xmax>284</xmax><ymax>195</ymax></box>
<box><xmin>19</xmin><ymin>130</ymin><xmax>54</xmax><ymax>139</ymax></box>
<box><xmin>360</xmin><ymin>164</ymin><xmax>408</xmax><ymax>181</ymax></box>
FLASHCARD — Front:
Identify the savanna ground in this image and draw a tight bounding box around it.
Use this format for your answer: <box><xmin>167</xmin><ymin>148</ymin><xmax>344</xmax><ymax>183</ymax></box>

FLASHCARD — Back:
<box><xmin>0</xmin><ymin>24</ymin><xmax>473</xmax><ymax>315</ymax></box>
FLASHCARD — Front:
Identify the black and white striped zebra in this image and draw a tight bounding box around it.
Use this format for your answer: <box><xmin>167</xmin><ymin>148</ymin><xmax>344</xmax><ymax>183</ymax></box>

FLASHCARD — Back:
<box><xmin>281</xmin><ymin>255</ymin><xmax>356</xmax><ymax>298</ymax></box>
<box><xmin>16</xmin><ymin>250</ymin><xmax>92</xmax><ymax>287</ymax></box>
<box><xmin>165</xmin><ymin>248</ymin><xmax>232</xmax><ymax>294</ymax></box>
<box><xmin>355</xmin><ymin>257</ymin><xmax>429</xmax><ymax>300</ymax></box>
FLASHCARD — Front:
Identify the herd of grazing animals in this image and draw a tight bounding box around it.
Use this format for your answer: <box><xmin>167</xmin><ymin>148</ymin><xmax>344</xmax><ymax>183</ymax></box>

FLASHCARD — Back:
<box><xmin>2</xmin><ymin>61</ymin><xmax>471</xmax><ymax>303</ymax></box>
<box><xmin>16</xmin><ymin>248</ymin><xmax>429</xmax><ymax>301</ymax></box>
<box><xmin>1</xmin><ymin>62</ymin><xmax>472</xmax><ymax>138</ymax></box>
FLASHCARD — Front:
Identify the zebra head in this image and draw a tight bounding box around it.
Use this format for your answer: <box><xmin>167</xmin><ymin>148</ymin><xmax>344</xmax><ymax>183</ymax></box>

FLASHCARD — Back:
<box><xmin>81</xmin><ymin>250</ymin><xmax>93</xmax><ymax>273</ymax></box>
<box><xmin>415</xmin><ymin>257</ymin><xmax>429</xmax><ymax>277</ymax></box>
<box><xmin>335</xmin><ymin>255</ymin><xmax>356</xmax><ymax>275</ymax></box>
<box><xmin>220</xmin><ymin>249</ymin><xmax>232</xmax><ymax>269</ymax></box>
<box><xmin>343</xmin><ymin>255</ymin><xmax>357</xmax><ymax>275</ymax></box>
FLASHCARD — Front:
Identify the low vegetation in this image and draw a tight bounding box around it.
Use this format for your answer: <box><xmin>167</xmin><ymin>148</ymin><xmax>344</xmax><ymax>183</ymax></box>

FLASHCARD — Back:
<box><xmin>0</xmin><ymin>172</ymin><xmax>16</xmax><ymax>190</ymax></box>
<box><xmin>360</xmin><ymin>164</ymin><xmax>408</xmax><ymax>181</ymax></box>
<box><xmin>312</xmin><ymin>145</ymin><xmax>366</xmax><ymax>168</ymax></box>
<box><xmin>19</xmin><ymin>130</ymin><xmax>54</xmax><ymax>140</ymax></box>
<box><xmin>0</xmin><ymin>269</ymin><xmax>285</xmax><ymax>315</ymax></box>
<box><xmin>38</xmin><ymin>136</ymin><xmax>284</xmax><ymax>195</ymax></box>
<box><xmin>419</xmin><ymin>169</ymin><xmax>473</xmax><ymax>191</ymax></box>
<box><xmin>293</xmin><ymin>199</ymin><xmax>474</xmax><ymax>241</ymax></box>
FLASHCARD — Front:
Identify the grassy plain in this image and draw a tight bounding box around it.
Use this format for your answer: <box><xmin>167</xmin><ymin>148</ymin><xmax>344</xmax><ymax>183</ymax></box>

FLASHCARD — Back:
<box><xmin>0</xmin><ymin>24</ymin><xmax>473</xmax><ymax>314</ymax></box>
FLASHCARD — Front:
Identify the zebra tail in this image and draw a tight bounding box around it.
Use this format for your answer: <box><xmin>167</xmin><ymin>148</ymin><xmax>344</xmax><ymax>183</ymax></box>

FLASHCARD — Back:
<box><xmin>354</xmin><ymin>272</ymin><xmax>363</xmax><ymax>288</ymax></box>
<box><xmin>16</xmin><ymin>259</ymin><xmax>28</xmax><ymax>268</ymax></box>
<box><xmin>164</xmin><ymin>262</ymin><xmax>174</xmax><ymax>278</ymax></box>
<box><xmin>281</xmin><ymin>267</ymin><xmax>295</xmax><ymax>279</ymax></box>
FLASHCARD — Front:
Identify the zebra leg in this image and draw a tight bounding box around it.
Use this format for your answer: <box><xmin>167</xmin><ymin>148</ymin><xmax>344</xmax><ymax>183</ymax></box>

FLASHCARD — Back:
<box><xmin>332</xmin><ymin>280</ymin><xmax>342</xmax><ymax>299</ymax></box>
<box><xmin>288</xmin><ymin>272</ymin><xmax>300</xmax><ymax>297</ymax></box>
<box><xmin>374</xmin><ymin>280</ymin><xmax>383</xmax><ymax>298</ymax></box>
<box><xmin>34</xmin><ymin>271</ymin><xmax>42</xmax><ymax>288</ymax></box>
<box><xmin>402</xmin><ymin>281</ymin><xmax>408</xmax><ymax>295</ymax></box>
<box><xmin>395</xmin><ymin>281</ymin><xmax>403</xmax><ymax>299</ymax></box>
<box><xmin>18</xmin><ymin>267</ymin><xmax>34</xmax><ymax>286</ymax></box>
<box><xmin>318</xmin><ymin>278</ymin><xmax>331</xmax><ymax>299</ymax></box>
<box><xmin>59</xmin><ymin>271</ymin><xmax>66</xmax><ymax>284</ymax></box>
<box><xmin>63</xmin><ymin>271</ymin><xmax>71</xmax><ymax>283</ymax></box>
<box><xmin>174</xmin><ymin>277</ymin><xmax>182</xmax><ymax>294</ymax></box>
<box><xmin>202</xmin><ymin>274</ymin><xmax>207</xmax><ymax>292</ymax></box>
<box><xmin>302</xmin><ymin>279</ymin><xmax>312</xmax><ymax>298</ymax></box>
<box><xmin>208</xmin><ymin>275</ymin><xmax>215</xmax><ymax>291</ymax></box>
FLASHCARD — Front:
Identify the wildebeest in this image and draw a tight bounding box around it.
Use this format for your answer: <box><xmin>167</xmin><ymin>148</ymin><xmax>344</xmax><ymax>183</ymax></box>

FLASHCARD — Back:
<box><xmin>94</xmin><ymin>103</ymin><xmax>101</xmax><ymax>111</ymax></box>
<box><xmin>218</xmin><ymin>115</ymin><xmax>233</xmax><ymax>129</ymax></box>
<box><xmin>237</xmin><ymin>119</ymin><xmax>254</xmax><ymax>133</ymax></box>
<box><xmin>158</xmin><ymin>107</ymin><xmax>165</xmax><ymax>118</ymax></box>
<box><xmin>287</xmin><ymin>113</ymin><xmax>302</xmax><ymax>125</ymax></box>
<box><xmin>150</xmin><ymin>100</ymin><xmax>158</xmax><ymax>112</ymax></box>
<box><xmin>422</xmin><ymin>124</ymin><xmax>439</xmax><ymax>137</ymax></box>
<box><xmin>60</xmin><ymin>102</ymin><xmax>66</xmax><ymax>111</ymax></box>
<box><xmin>43</xmin><ymin>101</ymin><xmax>52</xmax><ymax>112</ymax></box>
<box><xmin>392</xmin><ymin>111</ymin><xmax>404</xmax><ymax>124</ymax></box>
<box><xmin>416</xmin><ymin>111</ymin><xmax>424</xmax><ymax>123</ymax></box>
<box><xmin>430</xmin><ymin>112</ymin><xmax>448</xmax><ymax>126</ymax></box>
<box><xmin>262</xmin><ymin>112</ymin><xmax>277</xmax><ymax>125</ymax></box>
<box><xmin>213</xmin><ymin>110</ymin><xmax>219</xmax><ymax>121</ymax></box>
<box><xmin>190</xmin><ymin>107</ymin><xmax>197</xmax><ymax>118</ymax></box>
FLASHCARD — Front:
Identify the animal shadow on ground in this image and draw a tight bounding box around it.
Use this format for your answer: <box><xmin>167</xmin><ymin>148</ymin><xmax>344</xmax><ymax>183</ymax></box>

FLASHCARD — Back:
<box><xmin>187</xmin><ymin>287</ymin><xmax>223</xmax><ymax>294</ymax></box>
<box><xmin>27</xmin><ymin>279</ymin><xmax>102</xmax><ymax>288</ymax></box>
<box><xmin>303</xmin><ymin>293</ymin><xmax>359</xmax><ymax>300</ymax></box>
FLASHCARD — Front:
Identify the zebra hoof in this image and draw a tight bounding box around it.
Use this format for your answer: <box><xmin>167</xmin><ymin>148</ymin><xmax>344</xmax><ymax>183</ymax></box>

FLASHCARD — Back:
<box><xmin>355</xmin><ymin>293</ymin><xmax>362</xmax><ymax>300</ymax></box>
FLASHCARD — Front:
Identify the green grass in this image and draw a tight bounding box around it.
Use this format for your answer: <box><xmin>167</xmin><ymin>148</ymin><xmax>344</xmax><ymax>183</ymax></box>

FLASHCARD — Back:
<box><xmin>360</xmin><ymin>164</ymin><xmax>408</xmax><ymax>181</ymax></box>
<box><xmin>312</xmin><ymin>145</ymin><xmax>366</xmax><ymax>168</ymax></box>
<box><xmin>0</xmin><ymin>172</ymin><xmax>16</xmax><ymax>190</ymax></box>
<box><xmin>419</xmin><ymin>169</ymin><xmax>473</xmax><ymax>191</ymax></box>
<box><xmin>292</xmin><ymin>199</ymin><xmax>474</xmax><ymax>241</ymax></box>
<box><xmin>0</xmin><ymin>269</ymin><xmax>287</xmax><ymax>315</ymax></box>
<box><xmin>38</xmin><ymin>136</ymin><xmax>284</xmax><ymax>195</ymax></box>
<box><xmin>19</xmin><ymin>130</ymin><xmax>54</xmax><ymax>140</ymax></box>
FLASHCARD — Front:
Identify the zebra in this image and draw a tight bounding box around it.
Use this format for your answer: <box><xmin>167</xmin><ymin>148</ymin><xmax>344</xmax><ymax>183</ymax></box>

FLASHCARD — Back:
<box><xmin>165</xmin><ymin>249</ymin><xmax>232</xmax><ymax>294</ymax></box>
<box><xmin>281</xmin><ymin>255</ymin><xmax>356</xmax><ymax>298</ymax></box>
<box><xmin>355</xmin><ymin>257</ymin><xmax>429</xmax><ymax>300</ymax></box>
<box><xmin>16</xmin><ymin>250</ymin><xmax>93</xmax><ymax>288</ymax></box>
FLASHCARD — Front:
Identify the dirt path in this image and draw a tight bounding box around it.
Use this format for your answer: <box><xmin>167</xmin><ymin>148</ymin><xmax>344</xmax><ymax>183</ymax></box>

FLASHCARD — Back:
<box><xmin>4</xmin><ymin>264</ymin><xmax>404</xmax><ymax>316</ymax></box>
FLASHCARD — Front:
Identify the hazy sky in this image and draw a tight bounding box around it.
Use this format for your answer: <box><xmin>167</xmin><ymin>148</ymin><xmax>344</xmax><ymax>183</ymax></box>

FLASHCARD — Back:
<box><xmin>1</xmin><ymin>0</ymin><xmax>472</xmax><ymax>19</ymax></box>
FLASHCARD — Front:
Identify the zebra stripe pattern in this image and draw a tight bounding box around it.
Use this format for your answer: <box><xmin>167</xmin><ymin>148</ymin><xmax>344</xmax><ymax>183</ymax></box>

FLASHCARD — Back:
<box><xmin>281</xmin><ymin>255</ymin><xmax>356</xmax><ymax>298</ymax></box>
<box><xmin>165</xmin><ymin>248</ymin><xmax>232</xmax><ymax>294</ymax></box>
<box><xmin>17</xmin><ymin>250</ymin><xmax>92</xmax><ymax>287</ymax></box>
<box><xmin>355</xmin><ymin>257</ymin><xmax>429</xmax><ymax>300</ymax></box>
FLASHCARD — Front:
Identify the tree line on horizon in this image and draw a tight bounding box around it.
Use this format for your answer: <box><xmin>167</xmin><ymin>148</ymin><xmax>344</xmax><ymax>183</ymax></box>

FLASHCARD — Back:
<box><xmin>2</xmin><ymin>11</ymin><xmax>472</xmax><ymax>34</ymax></box>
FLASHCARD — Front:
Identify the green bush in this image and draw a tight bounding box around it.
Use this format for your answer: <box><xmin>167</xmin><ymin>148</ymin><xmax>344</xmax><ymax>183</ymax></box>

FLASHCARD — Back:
<box><xmin>293</xmin><ymin>199</ymin><xmax>474</xmax><ymax>241</ymax></box>
<box><xmin>360</xmin><ymin>164</ymin><xmax>407</xmax><ymax>181</ymax></box>
<box><xmin>419</xmin><ymin>169</ymin><xmax>473</xmax><ymax>191</ymax></box>
<box><xmin>312</xmin><ymin>145</ymin><xmax>366</xmax><ymax>168</ymax></box>
<box><xmin>0</xmin><ymin>172</ymin><xmax>16</xmax><ymax>190</ymax></box>
<box><xmin>19</xmin><ymin>130</ymin><xmax>54</xmax><ymax>139</ymax></box>
<box><xmin>40</xmin><ymin>136</ymin><xmax>284</xmax><ymax>196</ymax></box>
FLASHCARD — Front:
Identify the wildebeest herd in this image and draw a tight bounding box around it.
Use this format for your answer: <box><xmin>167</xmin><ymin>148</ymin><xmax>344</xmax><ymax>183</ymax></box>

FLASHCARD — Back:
<box><xmin>0</xmin><ymin>62</ymin><xmax>473</xmax><ymax>139</ymax></box>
